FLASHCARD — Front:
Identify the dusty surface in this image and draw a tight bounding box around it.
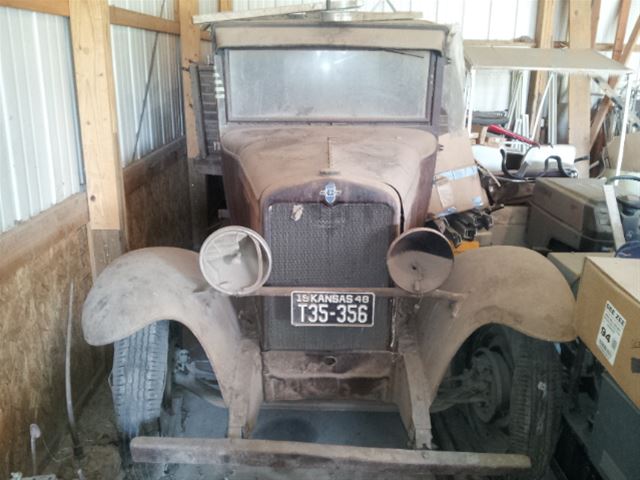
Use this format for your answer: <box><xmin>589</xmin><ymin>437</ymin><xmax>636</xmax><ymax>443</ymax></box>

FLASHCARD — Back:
<box><xmin>0</xmin><ymin>224</ymin><xmax>107</xmax><ymax>479</ymax></box>
<box><xmin>41</xmin><ymin>380</ymin><xmax>559</xmax><ymax>480</ymax></box>
<box><xmin>42</xmin><ymin>381</ymin><xmax>123</xmax><ymax>480</ymax></box>
<box><xmin>42</xmin><ymin>381</ymin><xmax>409</xmax><ymax>480</ymax></box>
<box><xmin>124</xmin><ymin>148</ymin><xmax>192</xmax><ymax>251</ymax></box>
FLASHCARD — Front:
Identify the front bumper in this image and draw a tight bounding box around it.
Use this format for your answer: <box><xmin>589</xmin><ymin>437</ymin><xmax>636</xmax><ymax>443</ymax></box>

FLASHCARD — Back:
<box><xmin>131</xmin><ymin>436</ymin><xmax>530</xmax><ymax>476</ymax></box>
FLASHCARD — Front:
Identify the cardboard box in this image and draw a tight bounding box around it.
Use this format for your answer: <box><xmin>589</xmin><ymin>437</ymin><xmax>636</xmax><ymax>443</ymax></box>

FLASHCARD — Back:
<box><xmin>575</xmin><ymin>257</ymin><xmax>640</xmax><ymax>408</ymax></box>
<box><xmin>428</xmin><ymin>133</ymin><xmax>488</xmax><ymax>218</ymax></box>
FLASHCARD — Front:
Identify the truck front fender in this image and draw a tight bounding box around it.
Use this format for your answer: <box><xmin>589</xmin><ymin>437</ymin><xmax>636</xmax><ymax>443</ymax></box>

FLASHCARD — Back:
<box><xmin>82</xmin><ymin>247</ymin><xmax>262</xmax><ymax>436</ymax></box>
<box><xmin>416</xmin><ymin>246</ymin><xmax>575</xmax><ymax>406</ymax></box>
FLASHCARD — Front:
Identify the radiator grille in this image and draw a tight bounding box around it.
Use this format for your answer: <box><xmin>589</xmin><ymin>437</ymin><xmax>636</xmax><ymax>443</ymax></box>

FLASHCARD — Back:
<box><xmin>263</xmin><ymin>202</ymin><xmax>395</xmax><ymax>351</ymax></box>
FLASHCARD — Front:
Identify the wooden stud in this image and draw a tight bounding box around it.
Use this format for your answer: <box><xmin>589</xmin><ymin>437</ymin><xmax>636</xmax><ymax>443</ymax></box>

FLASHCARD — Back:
<box><xmin>612</xmin><ymin>0</ymin><xmax>631</xmax><ymax>61</ymax></box>
<box><xmin>528</xmin><ymin>0</ymin><xmax>555</xmax><ymax>135</ymax></box>
<box><xmin>178</xmin><ymin>0</ymin><xmax>202</xmax><ymax>159</ymax></box>
<box><xmin>178</xmin><ymin>0</ymin><xmax>208</xmax><ymax>248</ymax></box>
<box><xmin>173</xmin><ymin>0</ymin><xmax>180</xmax><ymax>21</ymax></box>
<box><xmin>69</xmin><ymin>0</ymin><xmax>127</xmax><ymax>276</ymax></box>
<box><xmin>591</xmin><ymin>0</ymin><xmax>601</xmax><ymax>47</ymax></box>
<box><xmin>0</xmin><ymin>0</ymin><xmax>69</xmax><ymax>16</ymax></box>
<box><xmin>109</xmin><ymin>6</ymin><xmax>180</xmax><ymax>35</ymax></box>
<box><xmin>568</xmin><ymin>0</ymin><xmax>591</xmax><ymax>175</ymax></box>
<box><xmin>220</xmin><ymin>0</ymin><xmax>233</xmax><ymax>12</ymax></box>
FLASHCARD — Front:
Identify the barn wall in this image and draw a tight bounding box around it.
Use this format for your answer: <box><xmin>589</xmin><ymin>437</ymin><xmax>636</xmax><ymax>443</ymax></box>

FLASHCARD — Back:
<box><xmin>0</xmin><ymin>196</ymin><xmax>106</xmax><ymax>478</ymax></box>
<box><xmin>109</xmin><ymin>0</ymin><xmax>184</xmax><ymax>166</ymax></box>
<box><xmin>0</xmin><ymin>2</ymin><xmax>195</xmax><ymax>475</ymax></box>
<box><xmin>123</xmin><ymin>139</ymin><xmax>192</xmax><ymax>250</ymax></box>
<box><xmin>0</xmin><ymin>7</ymin><xmax>84</xmax><ymax>233</ymax></box>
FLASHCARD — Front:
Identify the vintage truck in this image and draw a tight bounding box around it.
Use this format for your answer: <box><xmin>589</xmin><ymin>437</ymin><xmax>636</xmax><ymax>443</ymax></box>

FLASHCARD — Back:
<box><xmin>82</xmin><ymin>15</ymin><xmax>576</xmax><ymax>479</ymax></box>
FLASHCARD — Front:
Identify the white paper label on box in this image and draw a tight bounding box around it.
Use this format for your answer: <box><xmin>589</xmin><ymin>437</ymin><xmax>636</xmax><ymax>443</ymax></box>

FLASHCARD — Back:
<box><xmin>596</xmin><ymin>301</ymin><xmax>627</xmax><ymax>365</ymax></box>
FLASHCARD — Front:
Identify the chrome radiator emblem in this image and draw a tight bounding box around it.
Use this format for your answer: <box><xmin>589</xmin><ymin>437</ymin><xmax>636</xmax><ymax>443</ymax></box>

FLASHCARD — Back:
<box><xmin>320</xmin><ymin>182</ymin><xmax>341</xmax><ymax>205</ymax></box>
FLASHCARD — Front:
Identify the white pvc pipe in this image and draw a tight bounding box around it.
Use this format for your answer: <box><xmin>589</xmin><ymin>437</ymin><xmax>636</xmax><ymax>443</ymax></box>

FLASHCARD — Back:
<box><xmin>615</xmin><ymin>75</ymin><xmax>633</xmax><ymax>179</ymax></box>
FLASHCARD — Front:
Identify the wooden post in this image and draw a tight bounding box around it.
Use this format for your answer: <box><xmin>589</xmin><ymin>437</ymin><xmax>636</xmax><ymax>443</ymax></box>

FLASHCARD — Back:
<box><xmin>591</xmin><ymin>0</ymin><xmax>601</xmax><ymax>47</ymax></box>
<box><xmin>69</xmin><ymin>0</ymin><xmax>127</xmax><ymax>276</ymax></box>
<box><xmin>612</xmin><ymin>0</ymin><xmax>631</xmax><ymax>61</ymax></box>
<box><xmin>178</xmin><ymin>0</ymin><xmax>208</xmax><ymax>248</ymax></box>
<box><xmin>528</xmin><ymin>0</ymin><xmax>555</xmax><ymax>140</ymax></box>
<box><xmin>568</xmin><ymin>0</ymin><xmax>591</xmax><ymax>176</ymax></box>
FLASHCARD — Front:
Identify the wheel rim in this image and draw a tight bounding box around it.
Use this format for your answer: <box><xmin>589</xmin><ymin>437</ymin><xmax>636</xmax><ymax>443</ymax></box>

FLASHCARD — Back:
<box><xmin>465</xmin><ymin>328</ymin><xmax>515</xmax><ymax>452</ymax></box>
<box><xmin>470</xmin><ymin>347</ymin><xmax>512</xmax><ymax>423</ymax></box>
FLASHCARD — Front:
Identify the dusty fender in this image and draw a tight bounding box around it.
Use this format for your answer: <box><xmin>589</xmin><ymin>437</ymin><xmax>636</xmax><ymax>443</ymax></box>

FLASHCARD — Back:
<box><xmin>415</xmin><ymin>246</ymin><xmax>575</xmax><ymax>407</ymax></box>
<box><xmin>82</xmin><ymin>247</ymin><xmax>262</xmax><ymax>437</ymax></box>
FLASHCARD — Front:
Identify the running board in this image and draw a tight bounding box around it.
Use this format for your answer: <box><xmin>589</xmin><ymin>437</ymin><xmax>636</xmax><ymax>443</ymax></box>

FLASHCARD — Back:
<box><xmin>131</xmin><ymin>437</ymin><xmax>531</xmax><ymax>475</ymax></box>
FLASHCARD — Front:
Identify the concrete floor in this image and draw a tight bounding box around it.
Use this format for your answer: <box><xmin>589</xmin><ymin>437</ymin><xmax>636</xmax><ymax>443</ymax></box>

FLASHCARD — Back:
<box><xmin>42</xmin><ymin>381</ymin><xmax>557</xmax><ymax>480</ymax></box>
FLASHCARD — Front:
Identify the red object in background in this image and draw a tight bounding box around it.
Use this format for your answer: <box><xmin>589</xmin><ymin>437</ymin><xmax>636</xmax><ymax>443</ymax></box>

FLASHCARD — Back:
<box><xmin>487</xmin><ymin>124</ymin><xmax>539</xmax><ymax>146</ymax></box>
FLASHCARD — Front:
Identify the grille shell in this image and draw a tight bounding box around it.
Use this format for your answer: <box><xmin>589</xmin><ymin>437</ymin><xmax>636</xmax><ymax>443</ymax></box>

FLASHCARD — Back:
<box><xmin>263</xmin><ymin>202</ymin><xmax>395</xmax><ymax>351</ymax></box>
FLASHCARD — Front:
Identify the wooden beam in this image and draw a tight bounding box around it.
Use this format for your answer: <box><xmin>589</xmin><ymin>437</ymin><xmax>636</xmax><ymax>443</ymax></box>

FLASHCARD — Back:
<box><xmin>591</xmin><ymin>0</ymin><xmax>601</xmax><ymax>47</ymax></box>
<box><xmin>0</xmin><ymin>0</ymin><xmax>69</xmax><ymax>16</ymax></box>
<box><xmin>0</xmin><ymin>194</ymin><xmax>88</xmax><ymax>277</ymax></box>
<box><xmin>220</xmin><ymin>0</ymin><xmax>233</xmax><ymax>12</ymax></box>
<box><xmin>528</xmin><ymin>0</ymin><xmax>555</xmax><ymax>133</ymax></box>
<box><xmin>590</xmin><ymin>4</ymin><xmax>637</xmax><ymax>147</ymax></box>
<box><xmin>109</xmin><ymin>6</ymin><xmax>180</xmax><ymax>35</ymax></box>
<box><xmin>69</xmin><ymin>0</ymin><xmax>127</xmax><ymax>276</ymax></box>
<box><xmin>612</xmin><ymin>0</ymin><xmax>631</xmax><ymax>61</ymax></box>
<box><xmin>621</xmin><ymin>14</ymin><xmax>640</xmax><ymax>61</ymax></box>
<box><xmin>178</xmin><ymin>0</ymin><xmax>208</xmax><ymax>248</ymax></box>
<box><xmin>179</xmin><ymin>0</ymin><xmax>202</xmax><ymax>160</ymax></box>
<box><xmin>568</xmin><ymin>0</ymin><xmax>591</xmax><ymax>175</ymax></box>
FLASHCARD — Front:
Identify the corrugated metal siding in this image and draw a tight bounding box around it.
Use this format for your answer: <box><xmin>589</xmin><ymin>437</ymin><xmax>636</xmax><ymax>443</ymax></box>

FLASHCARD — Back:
<box><xmin>231</xmin><ymin>0</ymin><xmax>306</xmax><ymax>10</ymax></box>
<box><xmin>110</xmin><ymin>26</ymin><xmax>184</xmax><ymax>166</ymax></box>
<box><xmin>199</xmin><ymin>0</ymin><xmax>220</xmax><ymax>15</ymax></box>
<box><xmin>110</xmin><ymin>0</ymin><xmax>176</xmax><ymax>20</ymax></box>
<box><xmin>0</xmin><ymin>7</ymin><xmax>83</xmax><ymax>233</ymax></box>
<box><xmin>363</xmin><ymin>0</ymin><xmax>537</xmax><ymax>39</ymax></box>
<box><xmin>109</xmin><ymin>0</ymin><xmax>183</xmax><ymax>166</ymax></box>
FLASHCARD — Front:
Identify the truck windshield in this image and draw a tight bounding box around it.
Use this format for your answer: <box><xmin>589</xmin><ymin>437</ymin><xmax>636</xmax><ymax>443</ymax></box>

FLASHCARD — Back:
<box><xmin>226</xmin><ymin>49</ymin><xmax>432</xmax><ymax>122</ymax></box>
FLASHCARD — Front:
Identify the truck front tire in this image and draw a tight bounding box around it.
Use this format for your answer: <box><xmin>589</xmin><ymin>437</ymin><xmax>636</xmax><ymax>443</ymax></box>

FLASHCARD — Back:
<box><xmin>111</xmin><ymin>320</ymin><xmax>170</xmax><ymax>469</ymax></box>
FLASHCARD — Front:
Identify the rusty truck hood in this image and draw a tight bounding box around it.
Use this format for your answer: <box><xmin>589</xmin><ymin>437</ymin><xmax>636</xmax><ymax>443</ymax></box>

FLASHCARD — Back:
<box><xmin>220</xmin><ymin>125</ymin><xmax>438</xmax><ymax>211</ymax></box>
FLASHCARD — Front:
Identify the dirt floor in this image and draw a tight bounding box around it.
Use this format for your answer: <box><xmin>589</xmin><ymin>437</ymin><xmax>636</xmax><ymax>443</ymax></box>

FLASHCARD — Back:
<box><xmin>41</xmin><ymin>381</ymin><xmax>410</xmax><ymax>480</ymax></box>
<box><xmin>41</xmin><ymin>381</ymin><xmax>123</xmax><ymax>480</ymax></box>
<box><xmin>39</xmin><ymin>381</ymin><xmax>558</xmax><ymax>480</ymax></box>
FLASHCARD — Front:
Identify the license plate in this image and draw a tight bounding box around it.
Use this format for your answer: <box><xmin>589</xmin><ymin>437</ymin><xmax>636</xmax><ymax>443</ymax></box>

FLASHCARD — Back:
<box><xmin>291</xmin><ymin>291</ymin><xmax>375</xmax><ymax>327</ymax></box>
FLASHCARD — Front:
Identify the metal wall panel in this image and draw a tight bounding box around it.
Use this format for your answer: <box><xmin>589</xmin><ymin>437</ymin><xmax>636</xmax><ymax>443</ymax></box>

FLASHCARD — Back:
<box><xmin>110</xmin><ymin>26</ymin><xmax>184</xmax><ymax>166</ymax></box>
<box><xmin>0</xmin><ymin>7</ymin><xmax>83</xmax><ymax>233</ymax></box>
<box><xmin>109</xmin><ymin>0</ymin><xmax>183</xmax><ymax>166</ymax></box>
<box><xmin>362</xmin><ymin>0</ymin><xmax>537</xmax><ymax>39</ymax></box>
<box><xmin>110</xmin><ymin>0</ymin><xmax>176</xmax><ymax>20</ymax></box>
<box><xmin>231</xmin><ymin>0</ymin><xmax>306</xmax><ymax>11</ymax></box>
<box><xmin>199</xmin><ymin>0</ymin><xmax>220</xmax><ymax>15</ymax></box>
